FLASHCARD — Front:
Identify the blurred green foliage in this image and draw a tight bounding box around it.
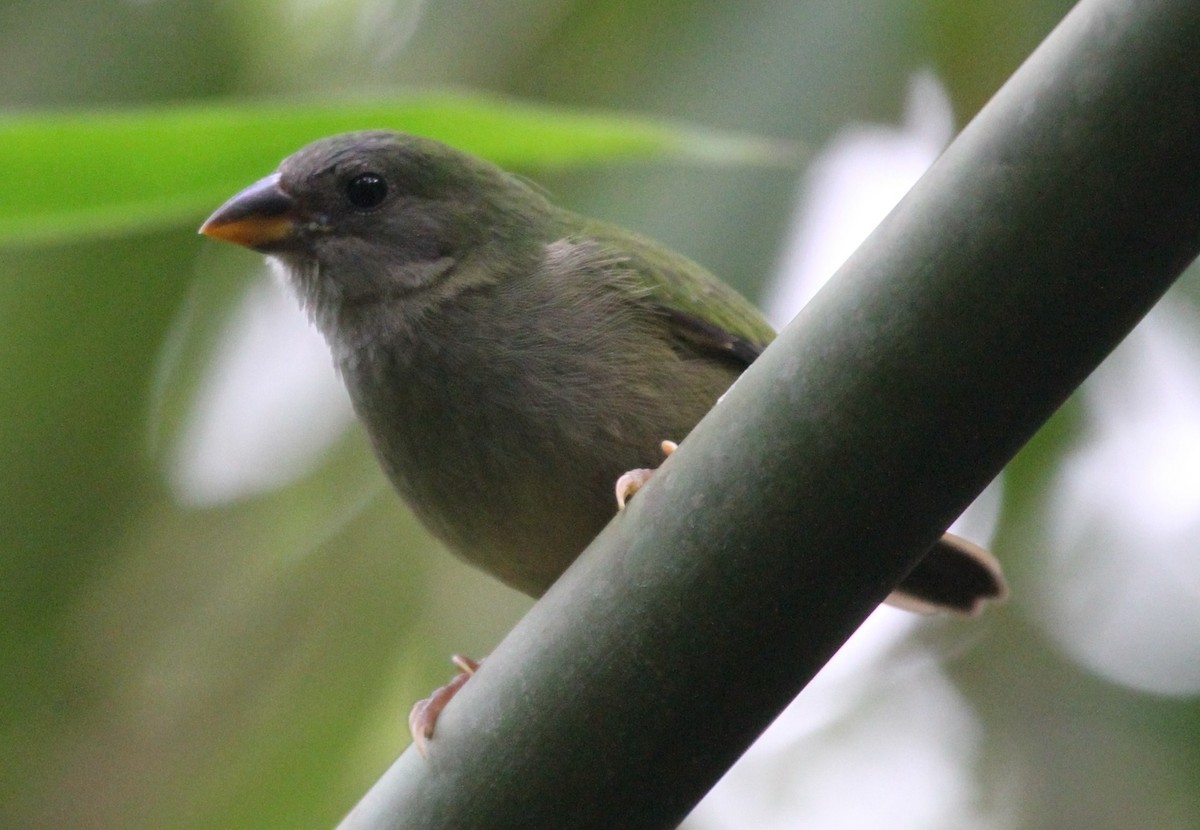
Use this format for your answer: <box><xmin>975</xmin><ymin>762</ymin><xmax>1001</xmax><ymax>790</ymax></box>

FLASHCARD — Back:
<box><xmin>2</xmin><ymin>1</ymin><xmax>1198</xmax><ymax>829</ymax></box>
<box><xmin>0</xmin><ymin>96</ymin><xmax>798</xmax><ymax>245</ymax></box>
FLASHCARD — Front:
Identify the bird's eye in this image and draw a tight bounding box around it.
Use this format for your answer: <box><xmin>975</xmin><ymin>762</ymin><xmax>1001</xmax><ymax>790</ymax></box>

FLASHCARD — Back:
<box><xmin>345</xmin><ymin>173</ymin><xmax>388</xmax><ymax>210</ymax></box>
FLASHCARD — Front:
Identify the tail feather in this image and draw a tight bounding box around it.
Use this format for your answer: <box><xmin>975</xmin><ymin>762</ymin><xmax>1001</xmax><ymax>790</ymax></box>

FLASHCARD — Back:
<box><xmin>886</xmin><ymin>533</ymin><xmax>1008</xmax><ymax>617</ymax></box>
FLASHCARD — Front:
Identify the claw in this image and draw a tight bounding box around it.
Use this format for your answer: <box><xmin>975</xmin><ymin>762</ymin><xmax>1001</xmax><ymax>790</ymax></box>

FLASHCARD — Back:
<box><xmin>408</xmin><ymin>654</ymin><xmax>480</xmax><ymax>757</ymax></box>
<box><xmin>615</xmin><ymin>440</ymin><xmax>678</xmax><ymax>509</ymax></box>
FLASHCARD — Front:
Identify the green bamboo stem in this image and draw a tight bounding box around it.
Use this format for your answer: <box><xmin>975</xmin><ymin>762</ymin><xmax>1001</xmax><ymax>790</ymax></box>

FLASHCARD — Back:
<box><xmin>338</xmin><ymin>0</ymin><xmax>1200</xmax><ymax>827</ymax></box>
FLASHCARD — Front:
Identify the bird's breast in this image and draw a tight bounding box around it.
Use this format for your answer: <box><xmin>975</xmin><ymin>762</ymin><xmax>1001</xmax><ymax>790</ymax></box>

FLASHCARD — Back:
<box><xmin>334</xmin><ymin>274</ymin><xmax>735</xmax><ymax>596</ymax></box>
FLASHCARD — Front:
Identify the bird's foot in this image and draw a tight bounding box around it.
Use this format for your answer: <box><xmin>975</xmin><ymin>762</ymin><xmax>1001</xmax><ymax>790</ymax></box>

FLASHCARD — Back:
<box><xmin>408</xmin><ymin>654</ymin><xmax>480</xmax><ymax>757</ymax></box>
<box><xmin>615</xmin><ymin>440</ymin><xmax>678</xmax><ymax>509</ymax></box>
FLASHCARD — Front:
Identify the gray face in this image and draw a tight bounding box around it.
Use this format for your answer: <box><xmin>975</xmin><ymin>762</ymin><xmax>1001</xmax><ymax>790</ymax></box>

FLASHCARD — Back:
<box><xmin>269</xmin><ymin>133</ymin><xmax>483</xmax><ymax>296</ymax></box>
<box><xmin>256</xmin><ymin>131</ymin><xmax>551</xmax><ymax>321</ymax></box>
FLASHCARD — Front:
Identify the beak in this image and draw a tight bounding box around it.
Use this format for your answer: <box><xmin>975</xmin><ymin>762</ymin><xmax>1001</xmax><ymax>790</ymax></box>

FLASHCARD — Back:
<box><xmin>199</xmin><ymin>173</ymin><xmax>300</xmax><ymax>251</ymax></box>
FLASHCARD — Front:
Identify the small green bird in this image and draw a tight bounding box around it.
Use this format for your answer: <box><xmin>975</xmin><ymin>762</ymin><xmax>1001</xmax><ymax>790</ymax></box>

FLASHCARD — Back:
<box><xmin>201</xmin><ymin>130</ymin><xmax>1006</xmax><ymax>747</ymax></box>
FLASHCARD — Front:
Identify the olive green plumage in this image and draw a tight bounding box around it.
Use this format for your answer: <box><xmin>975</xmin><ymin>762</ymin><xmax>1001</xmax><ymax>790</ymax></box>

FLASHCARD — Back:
<box><xmin>270</xmin><ymin>132</ymin><xmax>773</xmax><ymax>594</ymax></box>
<box><xmin>202</xmin><ymin>130</ymin><xmax>1005</xmax><ymax>612</ymax></box>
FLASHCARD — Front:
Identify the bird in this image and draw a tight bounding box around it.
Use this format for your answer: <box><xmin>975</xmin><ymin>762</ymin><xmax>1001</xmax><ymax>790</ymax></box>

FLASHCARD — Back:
<box><xmin>200</xmin><ymin>130</ymin><xmax>1007</xmax><ymax>753</ymax></box>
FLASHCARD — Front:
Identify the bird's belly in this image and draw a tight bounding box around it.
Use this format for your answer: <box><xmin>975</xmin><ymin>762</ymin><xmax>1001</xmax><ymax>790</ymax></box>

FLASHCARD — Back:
<box><xmin>373</xmin><ymin>402</ymin><xmax>644</xmax><ymax>596</ymax></box>
<box><xmin>345</xmin><ymin>356</ymin><xmax>678</xmax><ymax>597</ymax></box>
<box><xmin>338</xmin><ymin>295</ymin><xmax>739</xmax><ymax>597</ymax></box>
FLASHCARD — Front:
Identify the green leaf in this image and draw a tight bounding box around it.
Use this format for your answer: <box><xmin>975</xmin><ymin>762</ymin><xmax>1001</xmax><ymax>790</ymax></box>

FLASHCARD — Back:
<box><xmin>0</xmin><ymin>92</ymin><xmax>801</xmax><ymax>246</ymax></box>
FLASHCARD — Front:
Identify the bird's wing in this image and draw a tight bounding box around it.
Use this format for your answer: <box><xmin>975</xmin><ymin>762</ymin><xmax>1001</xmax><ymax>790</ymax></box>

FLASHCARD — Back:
<box><xmin>572</xmin><ymin>219</ymin><xmax>777</xmax><ymax>369</ymax></box>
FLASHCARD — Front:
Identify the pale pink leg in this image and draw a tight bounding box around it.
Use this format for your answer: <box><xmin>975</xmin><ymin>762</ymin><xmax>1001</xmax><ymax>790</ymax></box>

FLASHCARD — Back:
<box><xmin>615</xmin><ymin>440</ymin><xmax>678</xmax><ymax>509</ymax></box>
<box><xmin>408</xmin><ymin>654</ymin><xmax>480</xmax><ymax>757</ymax></box>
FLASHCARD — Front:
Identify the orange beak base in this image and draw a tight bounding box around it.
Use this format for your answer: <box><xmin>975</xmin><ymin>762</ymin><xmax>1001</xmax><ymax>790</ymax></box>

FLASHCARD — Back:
<box><xmin>199</xmin><ymin>173</ymin><xmax>299</xmax><ymax>251</ymax></box>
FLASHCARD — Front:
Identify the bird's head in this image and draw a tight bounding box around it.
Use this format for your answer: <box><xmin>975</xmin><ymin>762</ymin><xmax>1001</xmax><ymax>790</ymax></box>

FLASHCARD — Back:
<box><xmin>201</xmin><ymin>131</ymin><xmax>553</xmax><ymax>322</ymax></box>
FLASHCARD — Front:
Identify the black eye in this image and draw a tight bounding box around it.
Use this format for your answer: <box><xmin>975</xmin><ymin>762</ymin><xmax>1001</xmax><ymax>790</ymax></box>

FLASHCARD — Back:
<box><xmin>345</xmin><ymin>173</ymin><xmax>388</xmax><ymax>209</ymax></box>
